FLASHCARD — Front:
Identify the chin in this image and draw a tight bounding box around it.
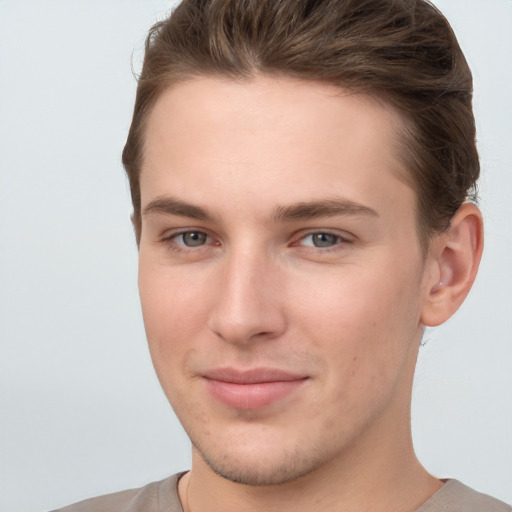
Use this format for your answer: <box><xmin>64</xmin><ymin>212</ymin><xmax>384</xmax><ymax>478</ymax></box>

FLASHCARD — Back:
<box><xmin>192</xmin><ymin>435</ymin><xmax>329</xmax><ymax>486</ymax></box>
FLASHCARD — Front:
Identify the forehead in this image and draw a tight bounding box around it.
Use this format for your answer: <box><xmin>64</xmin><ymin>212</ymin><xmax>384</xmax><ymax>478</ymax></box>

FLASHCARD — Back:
<box><xmin>141</xmin><ymin>75</ymin><xmax>413</xmax><ymax>224</ymax></box>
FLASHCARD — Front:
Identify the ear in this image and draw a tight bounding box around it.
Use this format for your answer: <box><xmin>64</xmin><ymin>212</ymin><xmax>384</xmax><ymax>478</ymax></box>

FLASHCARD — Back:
<box><xmin>421</xmin><ymin>202</ymin><xmax>484</xmax><ymax>327</ymax></box>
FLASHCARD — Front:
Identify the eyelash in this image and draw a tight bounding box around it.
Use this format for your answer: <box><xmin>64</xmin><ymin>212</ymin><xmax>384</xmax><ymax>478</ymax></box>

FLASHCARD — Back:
<box><xmin>293</xmin><ymin>232</ymin><xmax>351</xmax><ymax>251</ymax></box>
<box><xmin>161</xmin><ymin>230</ymin><xmax>217</xmax><ymax>253</ymax></box>
<box><xmin>160</xmin><ymin>229</ymin><xmax>353</xmax><ymax>254</ymax></box>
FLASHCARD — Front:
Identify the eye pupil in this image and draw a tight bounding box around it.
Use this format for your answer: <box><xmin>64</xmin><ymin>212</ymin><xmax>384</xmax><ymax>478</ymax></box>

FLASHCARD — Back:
<box><xmin>183</xmin><ymin>232</ymin><xmax>207</xmax><ymax>247</ymax></box>
<box><xmin>312</xmin><ymin>233</ymin><xmax>338</xmax><ymax>247</ymax></box>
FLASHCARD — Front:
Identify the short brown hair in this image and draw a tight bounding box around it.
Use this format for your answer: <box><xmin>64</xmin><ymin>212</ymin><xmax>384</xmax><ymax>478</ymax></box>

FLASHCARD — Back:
<box><xmin>122</xmin><ymin>0</ymin><xmax>479</xmax><ymax>252</ymax></box>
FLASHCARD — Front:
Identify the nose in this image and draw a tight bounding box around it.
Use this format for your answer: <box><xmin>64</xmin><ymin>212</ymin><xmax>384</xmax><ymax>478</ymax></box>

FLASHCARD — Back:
<box><xmin>207</xmin><ymin>248</ymin><xmax>287</xmax><ymax>345</ymax></box>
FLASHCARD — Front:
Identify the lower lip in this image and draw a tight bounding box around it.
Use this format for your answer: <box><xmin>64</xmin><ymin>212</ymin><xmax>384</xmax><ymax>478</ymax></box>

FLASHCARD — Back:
<box><xmin>204</xmin><ymin>378</ymin><xmax>307</xmax><ymax>410</ymax></box>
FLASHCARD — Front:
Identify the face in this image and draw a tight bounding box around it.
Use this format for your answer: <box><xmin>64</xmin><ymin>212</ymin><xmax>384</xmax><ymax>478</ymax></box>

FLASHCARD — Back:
<box><xmin>138</xmin><ymin>76</ymin><xmax>433</xmax><ymax>485</ymax></box>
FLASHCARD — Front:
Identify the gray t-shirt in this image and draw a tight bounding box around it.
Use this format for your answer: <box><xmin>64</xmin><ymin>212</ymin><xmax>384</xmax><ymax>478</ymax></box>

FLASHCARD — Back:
<box><xmin>52</xmin><ymin>473</ymin><xmax>511</xmax><ymax>512</ymax></box>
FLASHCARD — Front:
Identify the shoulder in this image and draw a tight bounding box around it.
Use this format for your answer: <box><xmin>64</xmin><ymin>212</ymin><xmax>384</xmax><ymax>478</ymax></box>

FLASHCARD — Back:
<box><xmin>418</xmin><ymin>480</ymin><xmax>511</xmax><ymax>512</ymax></box>
<box><xmin>50</xmin><ymin>473</ymin><xmax>183</xmax><ymax>512</ymax></box>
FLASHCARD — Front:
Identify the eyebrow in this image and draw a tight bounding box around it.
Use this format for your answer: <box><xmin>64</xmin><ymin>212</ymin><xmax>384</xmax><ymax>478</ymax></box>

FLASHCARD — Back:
<box><xmin>142</xmin><ymin>196</ymin><xmax>211</xmax><ymax>221</ymax></box>
<box><xmin>272</xmin><ymin>198</ymin><xmax>378</xmax><ymax>222</ymax></box>
<box><xmin>142</xmin><ymin>196</ymin><xmax>378</xmax><ymax>222</ymax></box>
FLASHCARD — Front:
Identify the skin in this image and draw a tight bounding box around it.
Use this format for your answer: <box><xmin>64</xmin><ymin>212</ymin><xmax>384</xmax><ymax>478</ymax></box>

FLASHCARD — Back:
<box><xmin>137</xmin><ymin>76</ymin><xmax>483</xmax><ymax>512</ymax></box>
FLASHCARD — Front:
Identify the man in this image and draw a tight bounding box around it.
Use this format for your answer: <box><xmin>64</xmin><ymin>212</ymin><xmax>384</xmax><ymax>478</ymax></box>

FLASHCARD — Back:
<box><xmin>55</xmin><ymin>0</ymin><xmax>510</xmax><ymax>510</ymax></box>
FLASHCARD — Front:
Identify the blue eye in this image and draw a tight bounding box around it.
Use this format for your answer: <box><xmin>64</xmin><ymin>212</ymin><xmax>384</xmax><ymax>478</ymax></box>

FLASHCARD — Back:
<box><xmin>301</xmin><ymin>233</ymin><xmax>342</xmax><ymax>248</ymax></box>
<box><xmin>176</xmin><ymin>231</ymin><xmax>208</xmax><ymax>247</ymax></box>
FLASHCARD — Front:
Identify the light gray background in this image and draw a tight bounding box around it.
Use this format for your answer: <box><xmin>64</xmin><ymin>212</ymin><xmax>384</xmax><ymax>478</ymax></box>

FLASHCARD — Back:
<box><xmin>0</xmin><ymin>1</ymin><xmax>510</xmax><ymax>511</ymax></box>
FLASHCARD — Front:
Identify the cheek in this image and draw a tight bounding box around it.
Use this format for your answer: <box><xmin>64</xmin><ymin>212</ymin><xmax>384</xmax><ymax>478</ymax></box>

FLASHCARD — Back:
<box><xmin>290</xmin><ymin>262</ymin><xmax>423</xmax><ymax>378</ymax></box>
<box><xmin>138</xmin><ymin>267</ymin><xmax>214</xmax><ymax>417</ymax></box>
<box><xmin>138</xmin><ymin>264</ymin><xmax>212</xmax><ymax>369</ymax></box>
<box><xmin>289</xmin><ymin>267</ymin><xmax>423</xmax><ymax>439</ymax></box>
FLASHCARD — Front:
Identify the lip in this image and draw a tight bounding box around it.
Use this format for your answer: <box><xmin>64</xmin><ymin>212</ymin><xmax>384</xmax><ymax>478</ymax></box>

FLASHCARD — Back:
<box><xmin>203</xmin><ymin>367</ymin><xmax>308</xmax><ymax>410</ymax></box>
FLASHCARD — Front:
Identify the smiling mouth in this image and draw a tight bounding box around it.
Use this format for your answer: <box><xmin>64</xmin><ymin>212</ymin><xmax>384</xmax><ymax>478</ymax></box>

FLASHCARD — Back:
<box><xmin>202</xmin><ymin>368</ymin><xmax>309</xmax><ymax>410</ymax></box>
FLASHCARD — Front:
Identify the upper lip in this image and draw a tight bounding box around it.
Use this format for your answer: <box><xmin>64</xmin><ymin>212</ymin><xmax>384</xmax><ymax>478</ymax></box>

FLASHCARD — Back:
<box><xmin>203</xmin><ymin>367</ymin><xmax>308</xmax><ymax>384</ymax></box>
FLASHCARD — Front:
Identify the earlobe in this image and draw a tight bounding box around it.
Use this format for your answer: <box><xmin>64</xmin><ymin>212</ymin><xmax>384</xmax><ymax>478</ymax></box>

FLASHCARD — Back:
<box><xmin>421</xmin><ymin>203</ymin><xmax>484</xmax><ymax>327</ymax></box>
